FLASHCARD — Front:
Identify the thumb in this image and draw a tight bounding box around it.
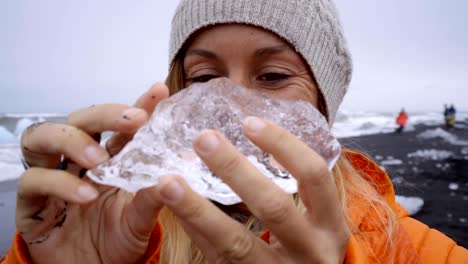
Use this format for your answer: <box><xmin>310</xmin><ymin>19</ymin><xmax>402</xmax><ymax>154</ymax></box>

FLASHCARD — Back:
<box><xmin>123</xmin><ymin>186</ymin><xmax>163</xmax><ymax>241</ymax></box>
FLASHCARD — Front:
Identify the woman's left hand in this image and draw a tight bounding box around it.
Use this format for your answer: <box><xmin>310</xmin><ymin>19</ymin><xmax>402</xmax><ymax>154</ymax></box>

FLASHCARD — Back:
<box><xmin>155</xmin><ymin>116</ymin><xmax>350</xmax><ymax>263</ymax></box>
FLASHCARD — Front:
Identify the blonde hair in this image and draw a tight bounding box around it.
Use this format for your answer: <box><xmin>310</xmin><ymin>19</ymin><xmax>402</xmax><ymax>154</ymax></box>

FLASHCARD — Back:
<box><xmin>160</xmin><ymin>53</ymin><xmax>397</xmax><ymax>263</ymax></box>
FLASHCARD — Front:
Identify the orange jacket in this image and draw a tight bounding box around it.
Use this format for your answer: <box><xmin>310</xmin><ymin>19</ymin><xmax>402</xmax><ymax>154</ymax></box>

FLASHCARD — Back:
<box><xmin>3</xmin><ymin>150</ymin><xmax>467</xmax><ymax>263</ymax></box>
<box><xmin>396</xmin><ymin>112</ymin><xmax>408</xmax><ymax>126</ymax></box>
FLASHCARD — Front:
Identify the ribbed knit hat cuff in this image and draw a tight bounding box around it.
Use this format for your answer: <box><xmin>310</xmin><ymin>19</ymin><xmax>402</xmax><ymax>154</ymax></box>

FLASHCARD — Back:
<box><xmin>169</xmin><ymin>0</ymin><xmax>352</xmax><ymax>126</ymax></box>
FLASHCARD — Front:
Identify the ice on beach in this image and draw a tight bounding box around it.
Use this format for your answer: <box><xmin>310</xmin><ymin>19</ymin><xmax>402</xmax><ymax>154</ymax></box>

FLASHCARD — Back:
<box><xmin>87</xmin><ymin>78</ymin><xmax>341</xmax><ymax>205</ymax></box>
<box><xmin>448</xmin><ymin>183</ymin><xmax>459</xmax><ymax>191</ymax></box>
<box><xmin>417</xmin><ymin>128</ymin><xmax>468</xmax><ymax>146</ymax></box>
<box><xmin>435</xmin><ymin>163</ymin><xmax>450</xmax><ymax>170</ymax></box>
<box><xmin>407</xmin><ymin>149</ymin><xmax>454</xmax><ymax>160</ymax></box>
<box><xmin>461</xmin><ymin>148</ymin><xmax>468</xmax><ymax>155</ymax></box>
<box><xmin>391</xmin><ymin>176</ymin><xmax>417</xmax><ymax>188</ymax></box>
<box><xmin>396</xmin><ymin>195</ymin><xmax>424</xmax><ymax>215</ymax></box>
<box><xmin>380</xmin><ymin>159</ymin><xmax>403</xmax><ymax>166</ymax></box>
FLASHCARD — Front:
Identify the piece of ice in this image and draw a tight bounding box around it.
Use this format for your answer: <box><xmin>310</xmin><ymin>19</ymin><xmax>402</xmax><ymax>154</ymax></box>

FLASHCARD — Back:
<box><xmin>380</xmin><ymin>159</ymin><xmax>403</xmax><ymax>166</ymax></box>
<box><xmin>417</xmin><ymin>128</ymin><xmax>468</xmax><ymax>146</ymax></box>
<box><xmin>87</xmin><ymin>78</ymin><xmax>341</xmax><ymax>205</ymax></box>
<box><xmin>461</xmin><ymin>148</ymin><xmax>468</xmax><ymax>155</ymax></box>
<box><xmin>407</xmin><ymin>149</ymin><xmax>453</xmax><ymax>160</ymax></box>
<box><xmin>395</xmin><ymin>195</ymin><xmax>424</xmax><ymax>215</ymax></box>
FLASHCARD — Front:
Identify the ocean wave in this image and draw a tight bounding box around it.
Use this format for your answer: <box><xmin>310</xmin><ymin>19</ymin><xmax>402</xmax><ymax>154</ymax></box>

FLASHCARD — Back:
<box><xmin>0</xmin><ymin>114</ymin><xmax>67</xmax><ymax>145</ymax></box>
<box><xmin>0</xmin><ymin>113</ymin><xmax>66</xmax><ymax>118</ymax></box>
<box><xmin>0</xmin><ymin>145</ymin><xmax>23</xmax><ymax>182</ymax></box>
<box><xmin>0</xmin><ymin>127</ymin><xmax>16</xmax><ymax>145</ymax></box>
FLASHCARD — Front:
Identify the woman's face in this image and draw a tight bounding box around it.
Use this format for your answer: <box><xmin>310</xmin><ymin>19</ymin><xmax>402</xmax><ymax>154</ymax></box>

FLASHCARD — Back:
<box><xmin>183</xmin><ymin>24</ymin><xmax>319</xmax><ymax>107</ymax></box>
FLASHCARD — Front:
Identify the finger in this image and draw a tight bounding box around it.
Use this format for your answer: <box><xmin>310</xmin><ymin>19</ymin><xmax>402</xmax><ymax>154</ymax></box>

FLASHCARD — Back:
<box><xmin>157</xmin><ymin>175</ymin><xmax>276</xmax><ymax>263</ymax></box>
<box><xmin>17</xmin><ymin>168</ymin><xmax>98</xmax><ymax>209</ymax></box>
<box><xmin>242</xmin><ymin>117</ymin><xmax>343</xmax><ymax>227</ymax></box>
<box><xmin>21</xmin><ymin>123</ymin><xmax>109</xmax><ymax>168</ymax></box>
<box><xmin>106</xmin><ymin>83</ymin><xmax>169</xmax><ymax>155</ymax></box>
<box><xmin>123</xmin><ymin>186</ymin><xmax>163</xmax><ymax>241</ymax></box>
<box><xmin>20</xmin><ymin>123</ymin><xmax>61</xmax><ymax>168</ymax></box>
<box><xmin>133</xmin><ymin>82</ymin><xmax>169</xmax><ymax>116</ymax></box>
<box><xmin>193</xmin><ymin>130</ymin><xmax>313</xmax><ymax>256</ymax></box>
<box><xmin>68</xmin><ymin>104</ymin><xmax>148</xmax><ymax>135</ymax></box>
<box><xmin>16</xmin><ymin>168</ymin><xmax>98</xmax><ymax>242</ymax></box>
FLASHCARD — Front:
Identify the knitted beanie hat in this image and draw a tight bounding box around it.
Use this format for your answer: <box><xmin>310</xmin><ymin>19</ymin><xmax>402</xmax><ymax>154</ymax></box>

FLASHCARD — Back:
<box><xmin>169</xmin><ymin>0</ymin><xmax>352</xmax><ymax>125</ymax></box>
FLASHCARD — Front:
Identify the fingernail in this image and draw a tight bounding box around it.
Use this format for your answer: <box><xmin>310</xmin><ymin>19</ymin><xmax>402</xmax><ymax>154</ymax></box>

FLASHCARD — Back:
<box><xmin>84</xmin><ymin>145</ymin><xmax>109</xmax><ymax>165</ymax></box>
<box><xmin>159</xmin><ymin>176</ymin><xmax>184</xmax><ymax>204</ymax></box>
<box><xmin>243</xmin><ymin>116</ymin><xmax>266</xmax><ymax>134</ymax></box>
<box><xmin>122</xmin><ymin>108</ymin><xmax>145</xmax><ymax>121</ymax></box>
<box><xmin>196</xmin><ymin>130</ymin><xmax>220</xmax><ymax>154</ymax></box>
<box><xmin>76</xmin><ymin>185</ymin><xmax>98</xmax><ymax>201</ymax></box>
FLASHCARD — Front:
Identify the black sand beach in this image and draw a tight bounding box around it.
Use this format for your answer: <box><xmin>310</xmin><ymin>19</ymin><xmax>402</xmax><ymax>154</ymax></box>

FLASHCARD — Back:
<box><xmin>1</xmin><ymin>123</ymin><xmax>467</xmax><ymax>255</ymax></box>
<box><xmin>341</xmin><ymin>124</ymin><xmax>468</xmax><ymax>248</ymax></box>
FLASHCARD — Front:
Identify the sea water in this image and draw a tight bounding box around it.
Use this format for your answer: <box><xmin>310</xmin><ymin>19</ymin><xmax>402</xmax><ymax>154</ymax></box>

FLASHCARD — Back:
<box><xmin>1</xmin><ymin>111</ymin><xmax>467</xmax><ymax>183</ymax></box>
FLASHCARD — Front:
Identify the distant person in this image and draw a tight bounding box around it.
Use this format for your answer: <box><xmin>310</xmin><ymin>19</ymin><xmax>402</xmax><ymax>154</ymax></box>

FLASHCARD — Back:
<box><xmin>447</xmin><ymin>104</ymin><xmax>456</xmax><ymax>129</ymax></box>
<box><xmin>395</xmin><ymin>108</ymin><xmax>408</xmax><ymax>133</ymax></box>
<box><xmin>443</xmin><ymin>104</ymin><xmax>450</xmax><ymax>128</ymax></box>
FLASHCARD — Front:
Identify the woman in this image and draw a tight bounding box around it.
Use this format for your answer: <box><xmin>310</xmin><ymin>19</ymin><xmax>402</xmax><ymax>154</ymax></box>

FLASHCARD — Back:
<box><xmin>3</xmin><ymin>0</ymin><xmax>467</xmax><ymax>263</ymax></box>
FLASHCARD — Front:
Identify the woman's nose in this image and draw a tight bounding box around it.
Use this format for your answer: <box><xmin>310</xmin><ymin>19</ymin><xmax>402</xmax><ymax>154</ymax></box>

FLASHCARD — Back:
<box><xmin>226</xmin><ymin>71</ymin><xmax>250</xmax><ymax>88</ymax></box>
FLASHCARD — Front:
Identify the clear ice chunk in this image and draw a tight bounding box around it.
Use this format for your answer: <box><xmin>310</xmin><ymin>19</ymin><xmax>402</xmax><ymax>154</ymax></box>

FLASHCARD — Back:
<box><xmin>87</xmin><ymin>78</ymin><xmax>341</xmax><ymax>205</ymax></box>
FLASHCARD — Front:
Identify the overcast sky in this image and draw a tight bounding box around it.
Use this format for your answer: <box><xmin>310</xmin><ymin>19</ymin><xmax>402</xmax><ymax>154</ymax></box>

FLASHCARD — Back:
<box><xmin>1</xmin><ymin>0</ymin><xmax>467</xmax><ymax>114</ymax></box>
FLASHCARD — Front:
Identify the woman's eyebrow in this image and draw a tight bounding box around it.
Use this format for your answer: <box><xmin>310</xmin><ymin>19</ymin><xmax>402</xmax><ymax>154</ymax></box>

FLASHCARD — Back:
<box><xmin>185</xmin><ymin>49</ymin><xmax>218</xmax><ymax>59</ymax></box>
<box><xmin>254</xmin><ymin>45</ymin><xmax>292</xmax><ymax>57</ymax></box>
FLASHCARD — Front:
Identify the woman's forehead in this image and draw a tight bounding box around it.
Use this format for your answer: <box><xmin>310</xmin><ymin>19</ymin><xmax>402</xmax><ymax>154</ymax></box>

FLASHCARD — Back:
<box><xmin>186</xmin><ymin>24</ymin><xmax>293</xmax><ymax>50</ymax></box>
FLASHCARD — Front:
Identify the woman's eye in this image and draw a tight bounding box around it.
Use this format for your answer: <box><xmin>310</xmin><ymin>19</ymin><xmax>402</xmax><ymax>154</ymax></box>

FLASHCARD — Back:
<box><xmin>190</xmin><ymin>74</ymin><xmax>218</xmax><ymax>83</ymax></box>
<box><xmin>258</xmin><ymin>73</ymin><xmax>290</xmax><ymax>82</ymax></box>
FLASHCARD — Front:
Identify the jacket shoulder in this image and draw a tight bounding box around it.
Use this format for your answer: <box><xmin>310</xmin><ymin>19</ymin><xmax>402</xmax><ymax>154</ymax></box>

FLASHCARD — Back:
<box><xmin>400</xmin><ymin>217</ymin><xmax>468</xmax><ymax>263</ymax></box>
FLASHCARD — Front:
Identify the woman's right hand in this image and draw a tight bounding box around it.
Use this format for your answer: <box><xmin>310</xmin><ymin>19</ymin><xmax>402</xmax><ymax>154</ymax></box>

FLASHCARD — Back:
<box><xmin>15</xmin><ymin>83</ymin><xmax>169</xmax><ymax>264</ymax></box>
